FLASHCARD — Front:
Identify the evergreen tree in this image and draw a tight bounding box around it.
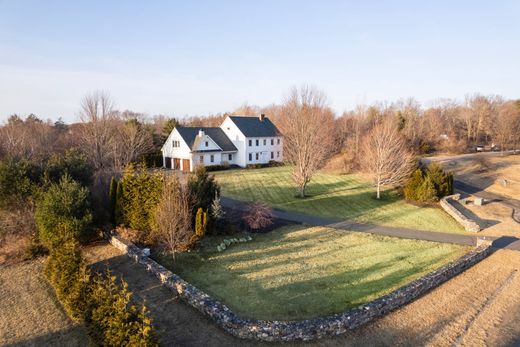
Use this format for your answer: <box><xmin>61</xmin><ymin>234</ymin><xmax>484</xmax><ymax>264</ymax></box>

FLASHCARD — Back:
<box><xmin>108</xmin><ymin>176</ymin><xmax>117</xmax><ymax>224</ymax></box>
<box><xmin>114</xmin><ymin>180</ymin><xmax>124</xmax><ymax>226</ymax></box>
<box><xmin>210</xmin><ymin>192</ymin><xmax>225</xmax><ymax>220</ymax></box>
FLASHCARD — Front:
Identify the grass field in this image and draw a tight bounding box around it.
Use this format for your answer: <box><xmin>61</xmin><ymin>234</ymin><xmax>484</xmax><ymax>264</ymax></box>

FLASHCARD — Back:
<box><xmin>0</xmin><ymin>260</ymin><xmax>87</xmax><ymax>346</ymax></box>
<box><xmin>213</xmin><ymin>166</ymin><xmax>465</xmax><ymax>233</ymax></box>
<box><xmin>155</xmin><ymin>225</ymin><xmax>467</xmax><ymax>321</ymax></box>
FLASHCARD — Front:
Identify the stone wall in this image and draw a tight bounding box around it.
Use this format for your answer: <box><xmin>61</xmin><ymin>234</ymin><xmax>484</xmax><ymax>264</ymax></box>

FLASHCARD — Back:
<box><xmin>440</xmin><ymin>194</ymin><xmax>481</xmax><ymax>232</ymax></box>
<box><xmin>107</xmin><ymin>231</ymin><xmax>491</xmax><ymax>342</ymax></box>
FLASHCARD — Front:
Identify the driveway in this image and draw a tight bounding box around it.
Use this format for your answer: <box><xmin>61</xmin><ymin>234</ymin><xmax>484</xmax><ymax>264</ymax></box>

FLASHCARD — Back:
<box><xmin>220</xmin><ymin>197</ymin><xmax>520</xmax><ymax>251</ymax></box>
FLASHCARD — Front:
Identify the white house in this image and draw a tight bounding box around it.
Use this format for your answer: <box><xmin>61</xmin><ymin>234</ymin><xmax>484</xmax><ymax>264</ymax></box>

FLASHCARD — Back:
<box><xmin>162</xmin><ymin>114</ymin><xmax>283</xmax><ymax>172</ymax></box>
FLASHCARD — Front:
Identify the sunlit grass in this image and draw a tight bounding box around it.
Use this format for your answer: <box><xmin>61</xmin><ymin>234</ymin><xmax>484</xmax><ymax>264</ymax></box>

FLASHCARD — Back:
<box><xmin>213</xmin><ymin>166</ymin><xmax>465</xmax><ymax>234</ymax></box>
<box><xmin>155</xmin><ymin>225</ymin><xmax>468</xmax><ymax>320</ymax></box>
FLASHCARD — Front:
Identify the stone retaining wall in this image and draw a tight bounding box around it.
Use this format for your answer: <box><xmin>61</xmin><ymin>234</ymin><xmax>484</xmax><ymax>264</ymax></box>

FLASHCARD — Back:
<box><xmin>108</xmin><ymin>231</ymin><xmax>491</xmax><ymax>342</ymax></box>
<box><xmin>440</xmin><ymin>194</ymin><xmax>481</xmax><ymax>232</ymax></box>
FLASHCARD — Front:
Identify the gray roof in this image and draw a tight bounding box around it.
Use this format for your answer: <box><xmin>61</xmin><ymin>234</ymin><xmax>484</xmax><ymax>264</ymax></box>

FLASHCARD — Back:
<box><xmin>229</xmin><ymin>116</ymin><xmax>282</xmax><ymax>137</ymax></box>
<box><xmin>176</xmin><ymin>127</ymin><xmax>237</xmax><ymax>152</ymax></box>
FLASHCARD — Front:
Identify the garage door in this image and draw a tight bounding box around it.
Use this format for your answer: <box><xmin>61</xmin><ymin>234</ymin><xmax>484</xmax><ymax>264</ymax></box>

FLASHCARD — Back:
<box><xmin>182</xmin><ymin>159</ymin><xmax>190</xmax><ymax>172</ymax></box>
<box><xmin>164</xmin><ymin>157</ymin><xmax>172</xmax><ymax>169</ymax></box>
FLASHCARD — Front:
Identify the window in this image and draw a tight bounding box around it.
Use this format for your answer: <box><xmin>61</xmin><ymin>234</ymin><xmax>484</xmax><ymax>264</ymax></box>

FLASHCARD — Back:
<box><xmin>263</xmin><ymin>139</ymin><xmax>266</xmax><ymax>145</ymax></box>
<box><xmin>271</xmin><ymin>139</ymin><xmax>274</xmax><ymax>145</ymax></box>
<box><xmin>277</xmin><ymin>151</ymin><xmax>280</xmax><ymax>158</ymax></box>
<box><xmin>255</xmin><ymin>153</ymin><xmax>259</xmax><ymax>160</ymax></box>
<box><xmin>277</xmin><ymin>138</ymin><xmax>280</xmax><ymax>145</ymax></box>
<box><xmin>255</xmin><ymin>139</ymin><xmax>259</xmax><ymax>146</ymax></box>
<box><xmin>248</xmin><ymin>153</ymin><xmax>252</xmax><ymax>161</ymax></box>
<box><xmin>210</xmin><ymin>154</ymin><xmax>214</xmax><ymax>163</ymax></box>
<box><xmin>172</xmin><ymin>140</ymin><xmax>180</xmax><ymax>148</ymax></box>
<box><xmin>228</xmin><ymin>154</ymin><xmax>232</xmax><ymax>161</ymax></box>
<box><xmin>249</xmin><ymin>139</ymin><xmax>252</xmax><ymax>146</ymax></box>
<box><xmin>271</xmin><ymin>152</ymin><xmax>274</xmax><ymax>159</ymax></box>
<box><xmin>205</xmin><ymin>141</ymin><xmax>208</xmax><ymax>147</ymax></box>
<box><xmin>199</xmin><ymin>155</ymin><xmax>204</xmax><ymax>163</ymax></box>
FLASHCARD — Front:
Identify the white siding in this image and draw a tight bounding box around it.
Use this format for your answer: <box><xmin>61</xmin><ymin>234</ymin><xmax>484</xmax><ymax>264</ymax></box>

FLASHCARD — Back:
<box><xmin>161</xmin><ymin>128</ymin><xmax>192</xmax><ymax>165</ymax></box>
<box><xmin>220</xmin><ymin>117</ymin><xmax>247</xmax><ymax>167</ymax></box>
<box><xmin>244</xmin><ymin>136</ymin><xmax>283</xmax><ymax>165</ymax></box>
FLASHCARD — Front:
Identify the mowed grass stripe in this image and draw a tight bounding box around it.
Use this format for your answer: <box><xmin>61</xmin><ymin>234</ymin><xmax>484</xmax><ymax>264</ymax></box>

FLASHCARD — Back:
<box><xmin>213</xmin><ymin>166</ymin><xmax>465</xmax><ymax>233</ymax></box>
<box><xmin>157</xmin><ymin>225</ymin><xmax>468</xmax><ymax>320</ymax></box>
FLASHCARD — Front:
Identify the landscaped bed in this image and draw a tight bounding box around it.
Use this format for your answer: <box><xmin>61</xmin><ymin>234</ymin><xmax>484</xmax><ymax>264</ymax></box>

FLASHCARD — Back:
<box><xmin>152</xmin><ymin>225</ymin><xmax>468</xmax><ymax>321</ymax></box>
<box><xmin>213</xmin><ymin>166</ymin><xmax>466</xmax><ymax>234</ymax></box>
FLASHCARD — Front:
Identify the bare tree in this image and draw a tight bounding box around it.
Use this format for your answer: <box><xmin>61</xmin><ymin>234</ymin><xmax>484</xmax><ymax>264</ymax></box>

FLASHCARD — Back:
<box><xmin>112</xmin><ymin>112</ymin><xmax>154</xmax><ymax>171</ymax></box>
<box><xmin>153</xmin><ymin>175</ymin><xmax>193</xmax><ymax>260</ymax></box>
<box><xmin>78</xmin><ymin>91</ymin><xmax>118</xmax><ymax>178</ymax></box>
<box><xmin>359</xmin><ymin>119</ymin><xmax>415</xmax><ymax>199</ymax></box>
<box><xmin>279</xmin><ymin>85</ymin><xmax>337</xmax><ymax>197</ymax></box>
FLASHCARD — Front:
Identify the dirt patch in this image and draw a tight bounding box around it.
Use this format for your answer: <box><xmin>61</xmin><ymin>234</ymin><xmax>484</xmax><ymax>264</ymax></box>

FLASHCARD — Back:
<box><xmin>0</xmin><ymin>260</ymin><xmax>87</xmax><ymax>346</ymax></box>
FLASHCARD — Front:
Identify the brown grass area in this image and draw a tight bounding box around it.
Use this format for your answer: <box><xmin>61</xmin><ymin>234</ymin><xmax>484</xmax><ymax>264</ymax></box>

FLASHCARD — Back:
<box><xmin>0</xmin><ymin>260</ymin><xmax>87</xmax><ymax>346</ymax></box>
<box><xmin>443</xmin><ymin>154</ymin><xmax>520</xmax><ymax>199</ymax></box>
<box><xmin>460</xmin><ymin>201</ymin><xmax>519</xmax><ymax>237</ymax></box>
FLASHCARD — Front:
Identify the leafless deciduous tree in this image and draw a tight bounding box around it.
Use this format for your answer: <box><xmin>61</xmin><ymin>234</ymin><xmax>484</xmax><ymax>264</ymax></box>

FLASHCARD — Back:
<box><xmin>243</xmin><ymin>203</ymin><xmax>274</xmax><ymax>231</ymax></box>
<box><xmin>153</xmin><ymin>175</ymin><xmax>193</xmax><ymax>260</ymax></box>
<box><xmin>359</xmin><ymin>119</ymin><xmax>415</xmax><ymax>199</ymax></box>
<box><xmin>279</xmin><ymin>85</ymin><xmax>338</xmax><ymax>197</ymax></box>
<box><xmin>112</xmin><ymin>112</ymin><xmax>154</xmax><ymax>171</ymax></box>
<box><xmin>78</xmin><ymin>91</ymin><xmax>118</xmax><ymax>178</ymax></box>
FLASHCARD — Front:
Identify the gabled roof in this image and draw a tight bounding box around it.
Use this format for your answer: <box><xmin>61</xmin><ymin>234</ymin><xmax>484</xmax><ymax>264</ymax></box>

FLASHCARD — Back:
<box><xmin>228</xmin><ymin>116</ymin><xmax>282</xmax><ymax>137</ymax></box>
<box><xmin>176</xmin><ymin>127</ymin><xmax>237</xmax><ymax>152</ymax></box>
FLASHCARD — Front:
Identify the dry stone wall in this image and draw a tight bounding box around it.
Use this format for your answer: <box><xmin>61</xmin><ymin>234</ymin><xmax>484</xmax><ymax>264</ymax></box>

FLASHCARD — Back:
<box><xmin>108</xmin><ymin>231</ymin><xmax>491</xmax><ymax>342</ymax></box>
<box><xmin>440</xmin><ymin>194</ymin><xmax>481</xmax><ymax>232</ymax></box>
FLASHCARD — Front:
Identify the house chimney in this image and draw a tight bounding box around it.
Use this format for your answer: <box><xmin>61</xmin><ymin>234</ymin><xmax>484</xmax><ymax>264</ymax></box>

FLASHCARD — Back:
<box><xmin>198</xmin><ymin>129</ymin><xmax>205</xmax><ymax>137</ymax></box>
<box><xmin>259</xmin><ymin>114</ymin><xmax>265</xmax><ymax>121</ymax></box>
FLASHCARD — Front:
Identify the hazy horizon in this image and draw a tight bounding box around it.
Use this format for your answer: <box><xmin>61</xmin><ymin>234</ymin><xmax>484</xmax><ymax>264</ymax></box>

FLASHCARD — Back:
<box><xmin>1</xmin><ymin>0</ymin><xmax>519</xmax><ymax>123</ymax></box>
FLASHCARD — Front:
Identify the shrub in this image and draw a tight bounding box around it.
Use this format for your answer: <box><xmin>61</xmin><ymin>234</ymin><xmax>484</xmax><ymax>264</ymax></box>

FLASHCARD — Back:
<box><xmin>118</xmin><ymin>165</ymin><xmax>163</xmax><ymax>241</ymax></box>
<box><xmin>188</xmin><ymin>165</ymin><xmax>220</xmax><ymax>217</ymax></box>
<box><xmin>417</xmin><ymin>175</ymin><xmax>437</xmax><ymax>202</ymax></box>
<box><xmin>403</xmin><ymin>169</ymin><xmax>424</xmax><ymax>201</ymax></box>
<box><xmin>44</xmin><ymin>149</ymin><xmax>93</xmax><ymax>187</ymax></box>
<box><xmin>35</xmin><ymin>174</ymin><xmax>93</xmax><ymax>248</ymax></box>
<box><xmin>114</xmin><ymin>180</ymin><xmax>124</xmax><ymax>226</ymax></box>
<box><xmin>0</xmin><ymin>158</ymin><xmax>41</xmax><ymax>208</ymax></box>
<box><xmin>403</xmin><ymin>164</ymin><xmax>454</xmax><ymax>202</ymax></box>
<box><xmin>88</xmin><ymin>273</ymin><xmax>158</xmax><ymax>347</ymax></box>
<box><xmin>194</xmin><ymin>208</ymin><xmax>207</xmax><ymax>239</ymax></box>
<box><xmin>44</xmin><ymin>241</ymin><xmax>91</xmax><ymax>320</ymax></box>
<box><xmin>243</xmin><ymin>203</ymin><xmax>274</xmax><ymax>231</ymax></box>
<box><xmin>427</xmin><ymin>163</ymin><xmax>452</xmax><ymax>197</ymax></box>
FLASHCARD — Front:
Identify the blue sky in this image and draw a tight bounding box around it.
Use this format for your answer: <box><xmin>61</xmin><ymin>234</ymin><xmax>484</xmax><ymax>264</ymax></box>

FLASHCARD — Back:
<box><xmin>1</xmin><ymin>1</ymin><xmax>519</xmax><ymax>122</ymax></box>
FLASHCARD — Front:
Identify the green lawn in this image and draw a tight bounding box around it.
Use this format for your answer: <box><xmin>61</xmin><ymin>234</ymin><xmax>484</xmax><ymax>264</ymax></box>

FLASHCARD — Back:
<box><xmin>213</xmin><ymin>166</ymin><xmax>465</xmax><ymax>234</ymax></box>
<box><xmin>154</xmin><ymin>226</ymin><xmax>468</xmax><ymax>320</ymax></box>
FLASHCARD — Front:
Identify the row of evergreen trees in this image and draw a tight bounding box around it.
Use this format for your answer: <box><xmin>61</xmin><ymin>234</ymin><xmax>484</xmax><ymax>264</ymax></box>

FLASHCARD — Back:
<box><xmin>108</xmin><ymin>165</ymin><xmax>221</xmax><ymax>245</ymax></box>
<box><xmin>31</xmin><ymin>167</ymin><xmax>158</xmax><ymax>346</ymax></box>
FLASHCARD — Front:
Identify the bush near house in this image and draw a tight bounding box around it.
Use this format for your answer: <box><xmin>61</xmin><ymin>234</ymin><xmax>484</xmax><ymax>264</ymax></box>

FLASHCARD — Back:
<box><xmin>116</xmin><ymin>165</ymin><xmax>163</xmax><ymax>242</ymax></box>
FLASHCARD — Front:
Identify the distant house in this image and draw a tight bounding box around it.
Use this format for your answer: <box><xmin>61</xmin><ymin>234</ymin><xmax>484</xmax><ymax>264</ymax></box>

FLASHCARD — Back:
<box><xmin>161</xmin><ymin>115</ymin><xmax>283</xmax><ymax>171</ymax></box>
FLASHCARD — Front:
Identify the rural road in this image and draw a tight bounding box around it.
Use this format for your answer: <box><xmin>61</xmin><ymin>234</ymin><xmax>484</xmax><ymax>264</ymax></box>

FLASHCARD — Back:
<box><xmin>221</xmin><ymin>197</ymin><xmax>520</xmax><ymax>251</ymax></box>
